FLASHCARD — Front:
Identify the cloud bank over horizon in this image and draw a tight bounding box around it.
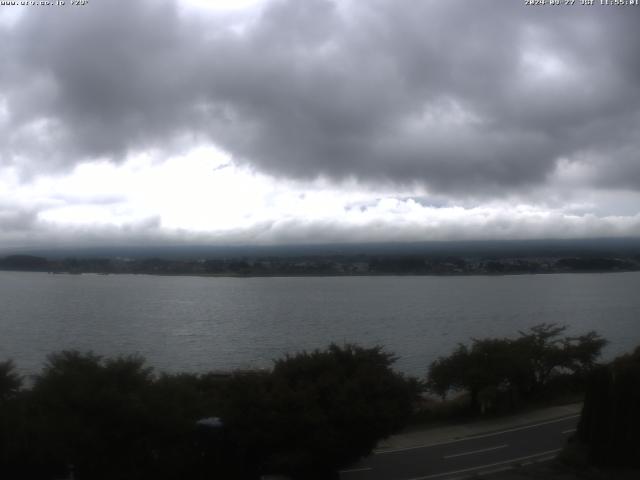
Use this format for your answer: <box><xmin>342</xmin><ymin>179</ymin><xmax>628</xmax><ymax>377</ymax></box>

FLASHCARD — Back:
<box><xmin>1</xmin><ymin>0</ymin><xmax>639</xmax><ymax>248</ymax></box>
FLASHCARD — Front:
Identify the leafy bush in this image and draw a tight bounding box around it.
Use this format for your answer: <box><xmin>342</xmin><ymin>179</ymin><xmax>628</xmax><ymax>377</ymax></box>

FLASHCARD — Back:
<box><xmin>217</xmin><ymin>344</ymin><xmax>420</xmax><ymax>478</ymax></box>
<box><xmin>0</xmin><ymin>345</ymin><xmax>419</xmax><ymax>479</ymax></box>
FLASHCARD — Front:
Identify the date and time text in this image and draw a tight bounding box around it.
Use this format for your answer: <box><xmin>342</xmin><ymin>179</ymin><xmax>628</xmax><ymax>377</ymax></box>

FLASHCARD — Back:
<box><xmin>525</xmin><ymin>0</ymin><xmax>639</xmax><ymax>5</ymax></box>
<box><xmin>0</xmin><ymin>1</ymin><xmax>88</xmax><ymax>6</ymax></box>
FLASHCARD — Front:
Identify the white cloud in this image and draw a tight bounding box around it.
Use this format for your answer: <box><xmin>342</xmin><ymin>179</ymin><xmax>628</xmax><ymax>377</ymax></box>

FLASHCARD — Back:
<box><xmin>2</xmin><ymin>143</ymin><xmax>640</xmax><ymax>249</ymax></box>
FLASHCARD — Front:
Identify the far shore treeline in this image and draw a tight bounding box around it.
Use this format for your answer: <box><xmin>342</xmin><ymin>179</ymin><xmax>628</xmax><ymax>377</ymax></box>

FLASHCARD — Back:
<box><xmin>1</xmin><ymin>251</ymin><xmax>640</xmax><ymax>277</ymax></box>
<box><xmin>1</xmin><ymin>324</ymin><xmax>637</xmax><ymax>479</ymax></box>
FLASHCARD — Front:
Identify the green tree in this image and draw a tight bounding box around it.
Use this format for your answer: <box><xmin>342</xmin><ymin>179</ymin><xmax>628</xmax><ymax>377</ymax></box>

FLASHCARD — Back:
<box><xmin>577</xmin><ymin>345</ymin><xmax>640</xmax><ymax>468</ymax></box>
<box><xmin>26</xmin><ymin>351</ymin><xmax>159</xmax><ymax>480</ymax></box>
<box><xmin>0</xmin><ymin>346</ymin><xmax>419</xmax><ymax>479</ymax></box>
<box><xmin>0</xmin><ymin>360</ymin><xmax>21</xmax><ymax>402</ymax></box>
<box><xmin>220</xmin><ymin>344</ymin><xmax>420</xmax><ymax>479</ymax></box>
<box><xmin>514</xmin><ymin>323</ymin><xmax>569</xmax><ymax>393</ymax></box>
<box><xmin>514</xmin><ymin>323</ymin><xmax>607</xmax><ymax>394</ymax></box>
<box><xmin>561</xmin><ymin>331</ymin><xmax>609</xmax><ymax>379</ymax></box>
<box><xmin>0</xmin><ymin>360</ymin><xmax>25</xmax><ymax>477</ymax></box>
<box><xmin>427</xmin><ymin>343</ymin><xmax>471</xmax><ymax>400</ymax></box>
<box><xmin>428</xmin><ymin>338</ymin><xmax>527</xmax><ymax>412</ymax></box>
<box><xmin>427</xmin><ymin>324</ymin><xmax>607</xmax><ymax>413</ymax></box>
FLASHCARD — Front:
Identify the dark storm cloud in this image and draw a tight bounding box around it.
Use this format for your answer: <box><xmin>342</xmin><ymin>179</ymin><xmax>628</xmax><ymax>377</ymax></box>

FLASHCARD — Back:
<box><xmin>1</xmin><ymin>0</ymin><xmax>203</xmax><ymax>173</ymax></box>
<box><xmin>1</xmin><ymin>0</ymin><xmax>640</xmax><ymax>193</ymax></box>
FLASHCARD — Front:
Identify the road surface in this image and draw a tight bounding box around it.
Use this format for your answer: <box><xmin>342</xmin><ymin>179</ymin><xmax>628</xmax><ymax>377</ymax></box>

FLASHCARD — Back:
<box><xmin>340</xmin><ymin>414</ymin><xmax>579</xmax><ymax>480</ymax></box>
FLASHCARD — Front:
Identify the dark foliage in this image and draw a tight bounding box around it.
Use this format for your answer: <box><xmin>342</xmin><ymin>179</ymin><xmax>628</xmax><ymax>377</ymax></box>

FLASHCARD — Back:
<box><xmin>0</xmin><ymin>360</ymin><xmax>21</xmax><ymax>402</ymax></box>
<box><xmin>427</xmin><ymin>324</ymin><xmax>606</xmax><ymax>413</ymax></box>
<box><xmin>0</xmin><ymin>345</ymin><xmax>418</xmax><ymax>480</ymax></box>
<box><xmin>10</xmin><ymin>352</ymin><xmax>163</xmax><ymax>479</ymax></box>
<box><xmin>555</xmin><ymin>257</ymin><xmax>635</xmax><ymax>272</ymax></box>
<box><xmin>577</xmin><ymin>346</ymin><xmax>640</xmax><ymax>468</ymax></box>
<box><xmin>3</xmin><ymin>251</ymin><xmax>638</xmax><ymax>276</ymax></box>
<box><xmin>0</xmin><ymin>255</ymin><xmax>48</xmax><ymax>271</ymax></box>
<box><xmin>254</xmin><ymin>345</ymin><xmax>418</xmax><ymax>478</ymax></box>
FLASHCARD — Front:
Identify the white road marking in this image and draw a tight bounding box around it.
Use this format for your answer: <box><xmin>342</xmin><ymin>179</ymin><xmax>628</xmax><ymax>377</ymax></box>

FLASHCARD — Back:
<box><xmin>443</xmin><ymin>444</ymin><xmax>508</xmax><ymax>459</ymax></box>
<box><xmin>562</xmin><ymin>428</ymin><xmax>577</xmax><ymax>434</ymax></box>
<box><xmin>339</xmin><ymin>466</ymin><xmax>372</xmax><ymax>474</ymax></box>
<box><xmin>405</xmin><ymin>448</ymin><xmax>562</xmax><ymax>480</ymax></box>
<box><xmin>376</xmin><ymin>414</ymin><xmax>579</xmax><ymax>454</ymax></box>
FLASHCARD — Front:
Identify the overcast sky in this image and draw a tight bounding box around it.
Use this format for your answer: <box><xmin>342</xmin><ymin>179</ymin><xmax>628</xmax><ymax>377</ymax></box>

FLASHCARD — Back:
<box><xmin>1</xmin><ymin>0</ymin><xmax>639</xmax><ymax>250</ymax></box>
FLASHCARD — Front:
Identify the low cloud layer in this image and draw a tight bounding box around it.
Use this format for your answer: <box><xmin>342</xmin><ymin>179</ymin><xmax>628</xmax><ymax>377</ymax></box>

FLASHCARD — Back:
<box><xmin>1</xmin><ymin>152</ymin><xmax>639</xmax><ymax>250</ymax></box>
<box><xmin>1</xmin><ymin>0</ymin><xmax>639</xmax><ymax>247</ymax></box>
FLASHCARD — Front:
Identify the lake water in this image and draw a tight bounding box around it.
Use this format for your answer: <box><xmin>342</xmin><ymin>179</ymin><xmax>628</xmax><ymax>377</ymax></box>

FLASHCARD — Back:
<box><xmin>1</xmin><ymin>271</ymin><xmax>639</xmax><ymax>378</ymax></box>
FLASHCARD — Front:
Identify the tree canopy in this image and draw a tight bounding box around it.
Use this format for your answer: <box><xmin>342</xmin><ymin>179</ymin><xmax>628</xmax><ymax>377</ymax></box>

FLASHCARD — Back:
<box><xmin>0</xmin><ymin>345</ymin><xmax>419</xmax><ymax>480</ymax></box>
<box><xmin>0</xmin><ymin>360</ymin><xmax>21</xmax><ymax>402</ymax></box>
<box><xmin>577</xmin><ymin>345</ymin><xmax>640</xmax><ymax>468</ymax></box>
<box><xmin>427</xmin><ymin>323</ymin><xmax>607</xmax><ymax>412</ymax></box>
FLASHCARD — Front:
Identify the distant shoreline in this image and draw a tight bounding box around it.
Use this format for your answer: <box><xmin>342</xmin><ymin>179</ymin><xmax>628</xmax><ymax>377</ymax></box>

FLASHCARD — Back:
<box><xmin>2</xmin><ymin>268</ymin><xmax>639</xmax><ymax>279</ymax></box>
<box><xmin>2</xmin><ymin>252</ymin><xmax>639</xmax><ymax>278</ymax></box>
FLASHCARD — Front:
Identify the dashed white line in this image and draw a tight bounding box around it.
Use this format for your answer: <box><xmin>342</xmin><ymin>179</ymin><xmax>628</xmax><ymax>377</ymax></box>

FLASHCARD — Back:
<box><xmin>376</xmin><ymin>414</ymin><xmax>579</xmax><ymax>454</ymax></box>
<box><xmin>443</xmin><ymin>444</ymin><xmax>508</xmax><ymax>459</ymax></box>
<box><xmin>405</xmin><ymin>448</ymin><xmax>562</xmax><ymax>480</ymax></box>
<box><xmin>340</xmin><ymin>466</ymin><xmax>372</xmax><ymax>474</ymax></box>
<box><xmin>562</xmin><ymin>428</ymin><xmax>577</xmax><ymax>434</ymax></box>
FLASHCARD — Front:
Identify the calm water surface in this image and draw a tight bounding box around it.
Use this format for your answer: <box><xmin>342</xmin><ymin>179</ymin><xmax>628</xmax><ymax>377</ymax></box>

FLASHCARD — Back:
<box><xmin>1</xmin><ymin>271</ymin><xmax>639</xmax><ymax>377</ymax></box>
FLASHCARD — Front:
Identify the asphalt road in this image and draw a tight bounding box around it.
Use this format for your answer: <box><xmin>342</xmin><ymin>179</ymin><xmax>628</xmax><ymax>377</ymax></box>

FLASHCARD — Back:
<box><xmin>339</xmin><ymin>414</ymin><xmax>579</xmax><ymax>480</ymax></box>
